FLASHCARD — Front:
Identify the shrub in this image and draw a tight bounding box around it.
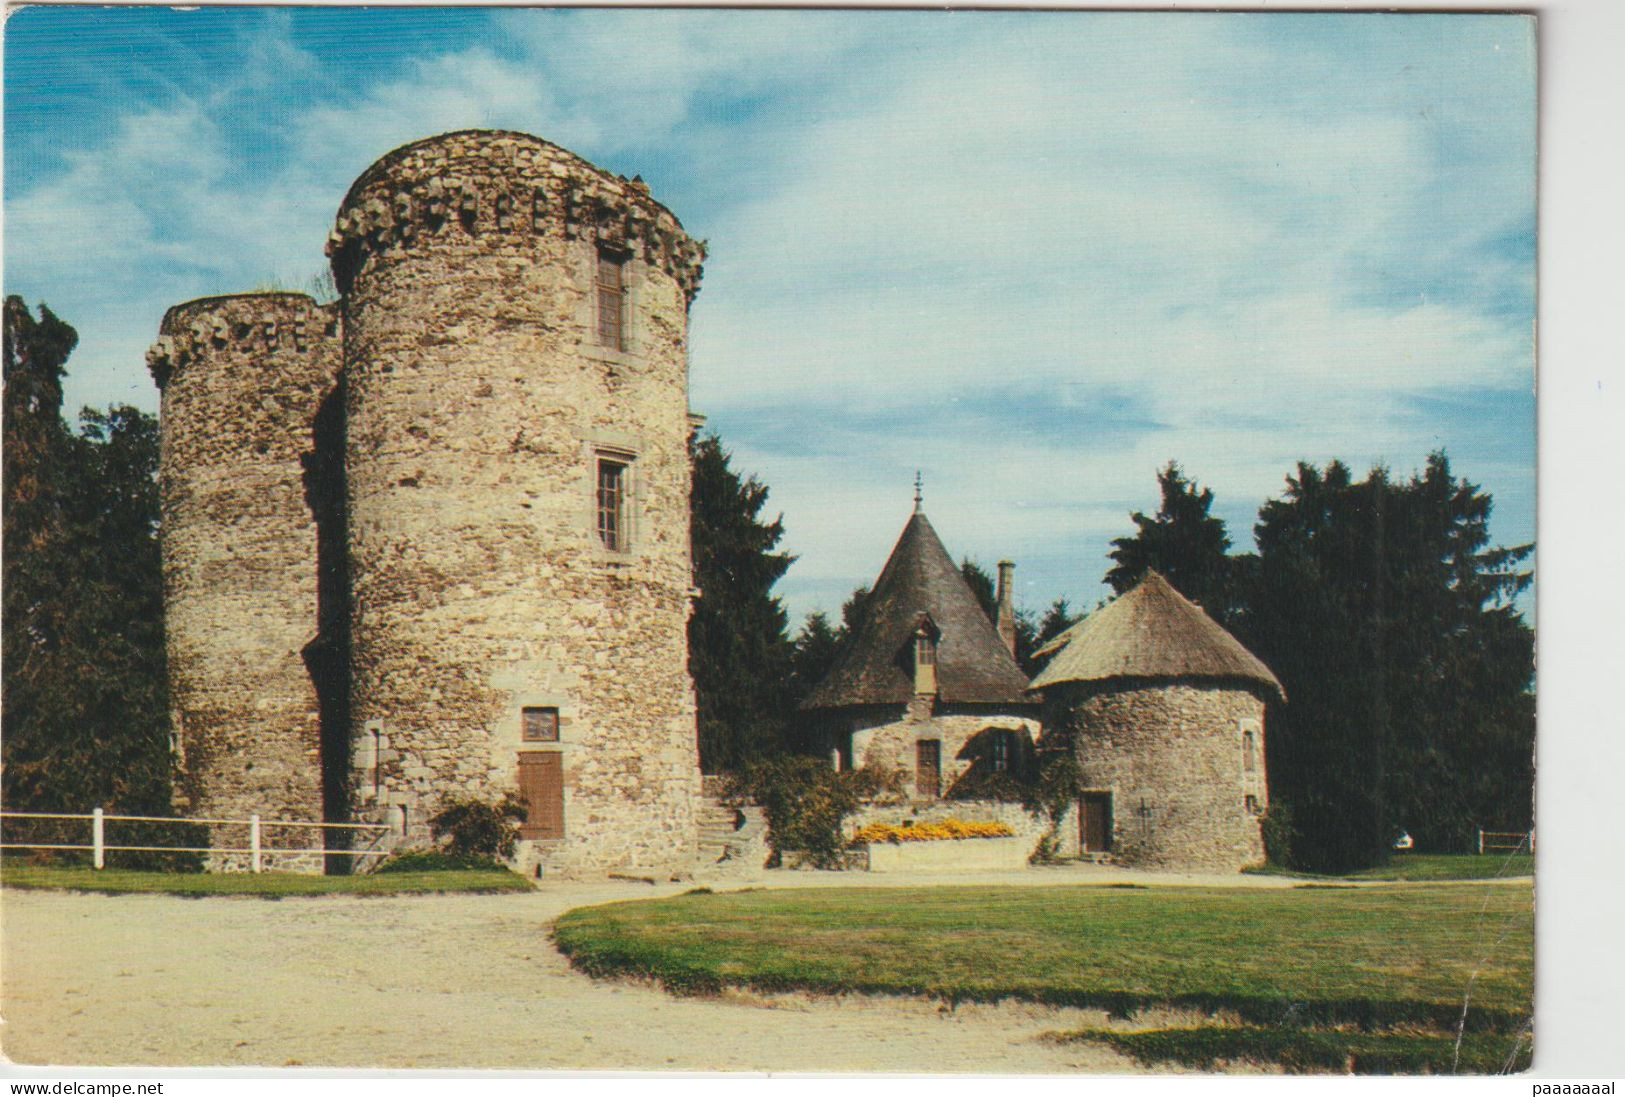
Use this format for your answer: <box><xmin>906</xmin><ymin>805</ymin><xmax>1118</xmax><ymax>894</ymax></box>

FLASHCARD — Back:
<box><xmin>427</xmin><ymin>793</ymin><xmax>527</xmax><ymax>860</ymax></box>
<box><xmin>723</xmin><ymin>756</ymin><xmax>900</xmax><ymax>869</ymax></box>
<box><xmin>372</xmin><ymin>849</ymin><xmax>506</xmax><ymax>874</ymax></box>
<box><xmin>852</xmin><ymin>819</ymin><xmax>1015</xmax><ymax>844</ymax></box>
<box><xmin>1260</xmin><ymin>803</ymin><xmax>1296</xmax><ymax>870</ymax></box>
<box><xmin>1021</xmin><ymin>744</ymin><xmax>1083</xmax><ymax>859</ymax></box>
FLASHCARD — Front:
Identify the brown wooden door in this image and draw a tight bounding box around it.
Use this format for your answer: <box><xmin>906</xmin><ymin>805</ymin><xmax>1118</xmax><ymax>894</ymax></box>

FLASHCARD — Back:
<box><xmin>518</xmin><ymin>752</ymin><xmax>565</xmax><ymax>840</ymax></box>
<box><xmin>1081</xmin><ymin>792</ymin><xmax>1112</xmax><ymax>852</ymax></box>
<box><xmin>915</xmin><ymin>739</ymin><xmax>941</xmax><ymax>798</ymax></box>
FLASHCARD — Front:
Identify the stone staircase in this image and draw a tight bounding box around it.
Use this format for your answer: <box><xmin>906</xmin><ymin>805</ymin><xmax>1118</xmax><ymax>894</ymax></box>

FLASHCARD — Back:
<box><xmin>695</xmin><ymin>777</ymin><xmax>769</xmax><ymax>870</ymax></box>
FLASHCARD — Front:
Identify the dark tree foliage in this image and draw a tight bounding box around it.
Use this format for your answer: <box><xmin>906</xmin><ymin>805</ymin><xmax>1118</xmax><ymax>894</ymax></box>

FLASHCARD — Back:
<box><xmin>3</xmin><ymin>299</ymin><xmax>179</xmax><ymax>864</ymax></box>
<box><xmin>1022</xmin><ymin>597</ymin><xmax>1079</xmax><ymax>678</ymax></box>
<box><xmin>1239</xmin><ymin>455</ymin><xmax>1534</xmax><ymax>872</ymax></box>
<box><xmin>1107</xmin><ymin>462</ymin><xmax>1240</xmax><ymax>624</ymax></box>
<box><xmin>960</xmin><ymin>558</ymin><xmax>997</xmax><ymax>619</ymax></box>
<box><xmin>688</xmin><ymin>432</ymin><xmax>796</xmax><ymax>773</ymax></box>
<box><xmin>788</xmin><ymin>610</ymin><xmax>841</xmax><ymax>704</ymax></box>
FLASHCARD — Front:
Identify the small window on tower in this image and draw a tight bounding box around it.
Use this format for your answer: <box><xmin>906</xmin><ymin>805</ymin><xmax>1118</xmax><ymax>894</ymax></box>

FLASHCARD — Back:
<box><xmin>522</xmin><ymin>706</ymin><xmax>560</xmax><ymax>743</ymax></box>
<box><xmin>596</xmin><ymin>253</ymin><xmax>625</xmax><ymax>350</ymax></box>
<box><xmin>596</xmin><ymin>456</ymin><xmax>630</xmax><ymax>551</ymax></box>
<box><xmin>1245</xmin><ymin>794</ymin><xmax>1260</xmax><ymax>815</ymax></box>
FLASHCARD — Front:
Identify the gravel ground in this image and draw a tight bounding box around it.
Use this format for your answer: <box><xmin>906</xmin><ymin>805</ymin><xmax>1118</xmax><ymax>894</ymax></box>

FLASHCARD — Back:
<box><xmin>0</xmin><ymin>873</ymin><xmax>1162</xmax><ymax>1073</ymax></box>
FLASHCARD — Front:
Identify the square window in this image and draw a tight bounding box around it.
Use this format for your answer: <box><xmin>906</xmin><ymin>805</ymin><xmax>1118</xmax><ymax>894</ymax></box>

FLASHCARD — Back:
<box><xmin>522</xmin><ymin>706</ymin><xmax>560</xmax><ymax>742</ymax></box>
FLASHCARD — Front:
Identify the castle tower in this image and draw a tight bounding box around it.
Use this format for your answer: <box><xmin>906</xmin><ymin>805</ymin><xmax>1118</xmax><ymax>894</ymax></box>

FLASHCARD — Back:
<box><xmin>146</xmin><ymin>293</ymin><xmax>342</xmax><ymax>868</ymax></box>
<box><xmin>327</xmin><ymin>130</ymin><xmax>706</xmax><ymax>873</ymax></box>
<box><xmin>1029</xmin><ymin>570</ymin><xmax>1283</xmax><ymax>871</ymax></box>
<box><xmin>799</xmin><ymin>504</ymin><xmax>1039</xmax><ymax>799</ymax></box>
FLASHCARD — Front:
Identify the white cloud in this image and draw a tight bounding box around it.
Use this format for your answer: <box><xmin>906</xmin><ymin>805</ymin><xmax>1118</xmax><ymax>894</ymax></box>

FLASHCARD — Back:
<box><xmin>4</xmin><ymin>10</ymin><xmax>1535</xmax><ymax>623</ymax></box>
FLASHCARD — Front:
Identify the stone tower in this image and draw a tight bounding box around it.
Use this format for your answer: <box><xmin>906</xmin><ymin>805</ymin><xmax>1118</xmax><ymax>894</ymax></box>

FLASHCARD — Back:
<box><xmin>1029</xmin><ymin>571</ymin><xmax>1282</xmax><ymax>872</ymax></box>
<box><xmin>150</xmin><ymin>130</ymin><xmax>707</xmax><ymax>875</ymax></box>
<box><xmin>326</xmin><ymin>131</ymin><xmax>706</xmax><ymax>873</ymax></box>
<box><xmin>147</xmin><ymin>293</ymin><xmax>342</xmax><ymax>867</ymax></box>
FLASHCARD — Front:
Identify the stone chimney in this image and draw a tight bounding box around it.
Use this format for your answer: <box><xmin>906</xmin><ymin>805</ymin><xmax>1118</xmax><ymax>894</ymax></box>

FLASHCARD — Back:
<box><xmin>995</xmin><ymin>559</ymin><xmax>1017</xmax><ymax>657</ymax></box>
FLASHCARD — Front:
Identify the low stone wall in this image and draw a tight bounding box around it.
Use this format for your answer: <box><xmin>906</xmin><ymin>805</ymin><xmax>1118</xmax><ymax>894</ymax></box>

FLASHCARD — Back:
<box><xmin>863</xmin><ymin>836</ymin><xmax>1030</xmax><ymax>874</ymax></box>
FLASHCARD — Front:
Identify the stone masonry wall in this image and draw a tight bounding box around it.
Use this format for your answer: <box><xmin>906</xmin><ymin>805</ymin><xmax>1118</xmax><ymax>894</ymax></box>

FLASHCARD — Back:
<box><xmin>1050</xmin><ymin>680</ymin><xmax>1269</xmax><ymax>872</ymax></box>
<box><xmin>335</xmin><ymin>131</ymin><xmax>703</xmax><ymax>874</ymax></box>
<box><xmin>149</xmin><ymin>293</ymin><xmax>341</xmax><ymax>870</ymax></box>
<box><xmin>850</xmin><ymin>700</ymin><xmax>1042</xmax><ymax>799</ymax></box>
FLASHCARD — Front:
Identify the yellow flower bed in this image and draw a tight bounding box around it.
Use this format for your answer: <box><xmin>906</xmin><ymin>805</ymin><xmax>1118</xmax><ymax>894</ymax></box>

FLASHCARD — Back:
<box><xmin>852</xmin><ymin>819</ymin><xmax>1016</xmax><ymax>844</ymax></box>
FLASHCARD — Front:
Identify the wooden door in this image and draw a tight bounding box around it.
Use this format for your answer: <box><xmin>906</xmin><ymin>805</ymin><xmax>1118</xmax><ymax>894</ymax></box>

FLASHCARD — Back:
<box><xmin>517</xmin><ymin>752</ymin><xmax>565</xmax><ymax>840</ymax></box>
<box><xmin>915</xmin><ymin>739</ymin><xmax>941</xmax><ymax>799</ymax></box>
<box><xmin>1081</xmin><ymin>792</ymin><xmax>1112</xmax><ymax>853</ymax></box>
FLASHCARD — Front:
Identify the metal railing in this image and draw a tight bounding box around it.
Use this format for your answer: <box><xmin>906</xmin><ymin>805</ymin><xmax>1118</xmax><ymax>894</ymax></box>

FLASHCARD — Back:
<box><xmin>0</xmin><ymin>809</ymin><xmax>393</xmax><ymax>872</ymax></box>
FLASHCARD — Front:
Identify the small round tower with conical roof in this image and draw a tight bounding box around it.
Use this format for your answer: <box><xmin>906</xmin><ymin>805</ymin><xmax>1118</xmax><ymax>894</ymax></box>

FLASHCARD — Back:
<box><xmin>1029</xmin><ymin>570</ymin><xmax>1283</xmax><ymax>871</ymax></box>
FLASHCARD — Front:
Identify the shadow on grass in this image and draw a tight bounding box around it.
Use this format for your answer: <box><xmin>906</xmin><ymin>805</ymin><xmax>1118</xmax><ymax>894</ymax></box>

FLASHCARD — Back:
<box><xmin>1053</xmin><ymin>1024</ymin><xmax>1533</xmax><ymax>1075</ymax></box>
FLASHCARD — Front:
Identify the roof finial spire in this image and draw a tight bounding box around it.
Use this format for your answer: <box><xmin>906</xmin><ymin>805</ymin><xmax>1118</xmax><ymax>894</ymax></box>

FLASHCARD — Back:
<box><xmin>913</xmin><ymin>470</ymin><xmax>923</xmax><ymax>513</ymax></box>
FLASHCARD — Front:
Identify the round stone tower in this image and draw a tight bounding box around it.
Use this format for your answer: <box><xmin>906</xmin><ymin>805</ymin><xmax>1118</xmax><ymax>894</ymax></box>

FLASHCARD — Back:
<box><xmin>327</xmin><ymin>130</ymin><xmax>705</xmax><ymax>873</ymax></box>
<box><xmin>147</xmin><ymin>293</ymin><xmax>342</xmax><ymax>868</ymax></box>
<box><xmin>1029</xmin><ymin>571</ymin><xmax>1283</xmax><ymax>872</ymax></box>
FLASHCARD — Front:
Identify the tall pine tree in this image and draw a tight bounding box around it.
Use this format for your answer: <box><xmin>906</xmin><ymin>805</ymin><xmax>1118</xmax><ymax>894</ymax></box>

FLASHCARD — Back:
<box><xmin>1106</xmin><ymin>462</ymin><xmax>1239</xmax><ymax>623</ymax></box>
<box><xmin>688</xmin><ymin>432</ymin><xmax>796</xmax><ymax>773</ymax></box>
<box><xmin>2</xmin><ymin>299</ymin><xmax>174</xmax><ymax>836</ymax></box>
<box><xmin>1241</xmin><ymin>455</ymin><xmax>1533</xmax><ymax>871</ymax></box>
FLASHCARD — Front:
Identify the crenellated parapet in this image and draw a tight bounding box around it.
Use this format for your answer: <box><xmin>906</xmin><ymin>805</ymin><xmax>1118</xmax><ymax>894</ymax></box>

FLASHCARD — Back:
<box><xmin>326</xmin><ymin>129</ymin><xmax>705</xmax><ymax>302</ymax></box>
<box><xmin>148</xmin><ymin>293</ymin><xmax>340</xmax><ymax>391</ymax></box>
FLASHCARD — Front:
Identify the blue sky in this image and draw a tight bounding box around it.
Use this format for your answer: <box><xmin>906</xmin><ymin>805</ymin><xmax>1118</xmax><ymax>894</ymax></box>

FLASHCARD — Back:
<box><xmin>3</xmin><ymin>8</ymin><xmax>1536</xmax><ymax>626</ymax></box>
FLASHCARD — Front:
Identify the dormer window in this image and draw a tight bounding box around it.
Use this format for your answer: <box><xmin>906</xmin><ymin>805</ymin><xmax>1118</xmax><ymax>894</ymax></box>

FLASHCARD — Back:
<box><xmin>912</xmin><ymin>618</ymin><xmax>939</xmax><ymax>696</ymax></box>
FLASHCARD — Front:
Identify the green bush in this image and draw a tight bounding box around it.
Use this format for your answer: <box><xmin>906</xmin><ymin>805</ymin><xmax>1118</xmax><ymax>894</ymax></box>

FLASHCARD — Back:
<box><xmin>723</xmin><ymin>756</ymin><xmax>900</xmax><ymax>868</ymax></box>
<box><xmin>372</xmin><ymin>849</ymin><xmax>506</xmax><ymax>874</ymax></box>
<box><xmin>1260</xmin><ymin>803</ymin><xmax>1296</xmax><ymax>870</ymax></box>
<box><xmin>427</xmin><ymin>793</ymin><xmax>527</xmax><ymax>860</ymax></box>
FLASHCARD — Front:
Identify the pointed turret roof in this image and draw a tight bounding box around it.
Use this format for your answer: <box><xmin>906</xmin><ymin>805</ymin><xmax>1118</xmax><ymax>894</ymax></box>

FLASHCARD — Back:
<box><xmin>1029</xmin><ymin>570</ymin><xmax>1284</xmax><ymax>699</ymax></box>
<box><xmin>801</xmin><ymin>510</ymin><xmax>1032</xmax><ymax>710</ymax></box>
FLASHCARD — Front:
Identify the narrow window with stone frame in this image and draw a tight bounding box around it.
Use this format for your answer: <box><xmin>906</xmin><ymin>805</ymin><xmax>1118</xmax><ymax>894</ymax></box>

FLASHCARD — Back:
<box><xmin>595</xmin><ymin>251</ymin><xmax>626</xmax><ymax>351</ymax></box>
<box><xmin>596</xmin><ymin>455</ymin><xmax>631</xmax><ymax>552</ymax></box>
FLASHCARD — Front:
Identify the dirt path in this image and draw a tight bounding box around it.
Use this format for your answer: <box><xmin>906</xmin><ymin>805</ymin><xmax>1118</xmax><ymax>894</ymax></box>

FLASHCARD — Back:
<box><xmin>1</xmin><ymin>880</ymin><xmax>1151</xmax><ymax>1072</ymax></box>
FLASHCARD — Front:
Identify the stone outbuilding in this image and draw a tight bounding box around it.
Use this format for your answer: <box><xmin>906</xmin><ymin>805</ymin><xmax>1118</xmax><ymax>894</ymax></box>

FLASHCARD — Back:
<box><xmin>1029</xmin><ymin>570</ymin><xmax>1284</xmax><ymax>872</ymax></box>
<box><xmin>799</xmin><ymin>500</ymin><xmax>1040</xmax><ymax>799</ymax></box>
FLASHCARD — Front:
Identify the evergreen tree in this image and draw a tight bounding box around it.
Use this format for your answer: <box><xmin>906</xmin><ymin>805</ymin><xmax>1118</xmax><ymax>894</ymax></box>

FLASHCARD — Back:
<box><xmin>3</xmin><ymin>298</ymin><xmax>174</xmax><ymax>838</ymax></box>
<box><xmin>788</xmin><ymin>610</ymin><xmax>842</xmax><ymax>705</ymax></box>
<box><xmin>1106</xmin><ymin>462</ymin><xmax>1239</xmax><ymax>623</ymax></box>
<box><xmin>1021</xmin><ymin>597</ymin><xmax>1078</xmax><ymax>678</ymax></box>
<box><xmin>688</xmin><ymin>432</ymin><xmax>796</xmax><ymax>773</ymax></box>
<box><xmin>960</xmin><ymin>558</ymin><xmax>997</xmax><ymax>619</ymax></box>
<box><xmin>1241</xmin><ymin>454</ymin><xmax>1533</xmax><ymax>871</ymax></box>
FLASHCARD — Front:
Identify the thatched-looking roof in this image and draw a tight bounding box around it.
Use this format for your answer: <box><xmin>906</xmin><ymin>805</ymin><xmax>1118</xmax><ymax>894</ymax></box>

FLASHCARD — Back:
<box><xmin>800</xmin><ymin>510</ymin><xmax>1031</xmax><ymax>710</ymax></box>
<box><xmin>1029</xmin><ymin>571</ymin><xmax>1285</xmax><ymax>699</ymax></box>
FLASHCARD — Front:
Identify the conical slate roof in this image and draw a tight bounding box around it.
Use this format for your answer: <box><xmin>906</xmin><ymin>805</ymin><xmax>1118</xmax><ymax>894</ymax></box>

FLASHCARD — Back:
<box><xmin>801</xmin><ymin>510</ymin><xmax>1031</xmax><ymax>709</ymax></box>
<box><xmin>1029</xmin><ymin>571</ymin><xmax>1284</xmax><ymax>699</ymax></box>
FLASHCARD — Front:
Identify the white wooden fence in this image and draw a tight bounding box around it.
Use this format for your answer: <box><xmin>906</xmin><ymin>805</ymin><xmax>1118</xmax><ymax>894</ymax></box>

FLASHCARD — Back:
<box><xmin>0</xmin><ymin>809</ymin><xmax>392</xmax><ymax>871</ymax></box>
<box><xmin>1477</xmin><ymin>828</ymin><xmax>1536</xmax><ymax>855</ymax></box>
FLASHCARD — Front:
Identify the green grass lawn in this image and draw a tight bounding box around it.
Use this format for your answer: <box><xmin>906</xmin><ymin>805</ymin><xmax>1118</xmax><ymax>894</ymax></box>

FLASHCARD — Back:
<box><xmin>1246</xmin><ymin>853</ymin><xmax>1533</xmax><ymax>882</ymax></box>
<box><xmin>554</xmin><ymin>882</ymin><xmax>1532</xmax><ymax>1072</ymax></box>
<box><xmin>0</xmin><ymin>863</ymin><xmax>533</xmax><ymax>897</ymax></box>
